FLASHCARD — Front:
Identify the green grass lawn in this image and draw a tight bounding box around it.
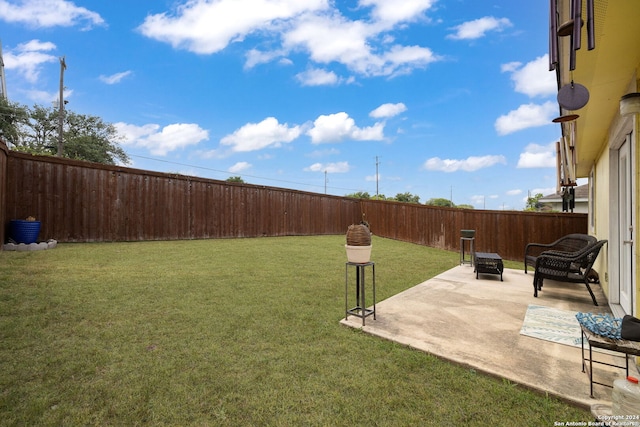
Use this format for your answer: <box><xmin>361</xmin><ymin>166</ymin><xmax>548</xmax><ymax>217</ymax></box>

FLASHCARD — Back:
<box><xmin>0</xmin><ymin>235</ymin><xmax>590</xmax><ymax>426</ymax></box>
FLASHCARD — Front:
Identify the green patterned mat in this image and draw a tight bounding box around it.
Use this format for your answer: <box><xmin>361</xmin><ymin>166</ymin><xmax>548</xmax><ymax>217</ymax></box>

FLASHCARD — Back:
<box><xmin>519</xmin><ymin>304</ymin><xmax>582</xmax><ymax>347</ymax></box>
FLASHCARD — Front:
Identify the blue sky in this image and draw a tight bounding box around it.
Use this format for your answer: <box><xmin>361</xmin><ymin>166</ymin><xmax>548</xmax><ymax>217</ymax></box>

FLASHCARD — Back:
<box><xmin>0</xmin><ymin>0</ymin><xmax>571</xmax><ymax>209</ymax></box>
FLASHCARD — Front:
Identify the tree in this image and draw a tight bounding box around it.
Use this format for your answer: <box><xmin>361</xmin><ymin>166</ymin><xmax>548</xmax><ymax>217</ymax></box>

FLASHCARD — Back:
<box><xmin>457</xmin><ymin>204</ymin><xmax>475</xmax><ymax>210</ymax></box>
<box><xmin>23</xmin><ymin>104</ymin><xmax>58</xmax><ymax>152</ymax></box>
<box><xmin>1</xmin><ymin>100</ymin><xmax>129</xmax><ymax>165</ymax></box>
<box><xmin>425</xmin><ymin>197</ymin><xmax>454</xmax><ymax>207</ymax></box>
<box><xmin>525</xmin><ymin>193</ymin><xmax>544</xmax><ymax>211</ymax></box>
<box><xmin>63</xmin><ymin>112</ymin><xmax>129</xmax><ymax>165</ymax></box>
<box><xmin>0</xmin><ymin>98</ymin><xmax>29</xmax><ymax>146</ymax></box>
<box><xmin>345</xmin><ymin>191</ymin><xmax>370</xmax><ymax>199</ymax></box>
<box><xmin>226</xmin><ymin>176</ymin><xmax>245</xmax><ymax>183</ymax></box>
<box><xmin>394</xmin><ymin>192</ymin><xmax>420</xmax><ymax>204</ymax></box>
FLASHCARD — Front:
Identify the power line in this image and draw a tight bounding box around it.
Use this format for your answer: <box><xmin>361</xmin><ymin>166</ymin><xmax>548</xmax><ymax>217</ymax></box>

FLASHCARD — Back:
<box><xmin>128</xmin><ymin>153</ymin><xmax>366</xmax><ymax>194</ymax></box>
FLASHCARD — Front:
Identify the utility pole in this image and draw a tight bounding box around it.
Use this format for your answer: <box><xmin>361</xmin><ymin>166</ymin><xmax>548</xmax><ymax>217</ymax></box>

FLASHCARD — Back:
<box><xmin>0</xmin><ymin>40</ymin><xmax>7</xmax><ymax>100</ymax></box>
<box><xmin>324</xmin><ymin>170</ymin><xmax>327</xmax><ymax>194</ymax></box>
<box><xmin>57</xmin><ymin>56</ymin><xmax>66</xmax><ymax>157</ymax></box>
<box><xmin>375</xmin><ymin>156</ymin><xmax>380</xmax><ymax>198</ymax></box>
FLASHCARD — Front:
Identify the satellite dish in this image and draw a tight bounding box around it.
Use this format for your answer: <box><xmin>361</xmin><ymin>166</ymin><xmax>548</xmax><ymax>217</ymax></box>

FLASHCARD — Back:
<box><xmin>557</xmin><ymin>82</ymin><xmax>590</xmax><ymax>110</ymax></box>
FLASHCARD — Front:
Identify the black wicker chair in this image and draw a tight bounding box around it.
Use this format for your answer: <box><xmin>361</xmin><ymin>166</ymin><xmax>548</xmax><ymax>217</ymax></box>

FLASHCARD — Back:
<box><xmin>532</xmin><ymin>240</ymin><xmax>607</xmax><ymax>306</ymax></box>
<box><xmin>524</xmin><ymin>234</ymin><xmax>596</xmax><ymax>274</ymax></box>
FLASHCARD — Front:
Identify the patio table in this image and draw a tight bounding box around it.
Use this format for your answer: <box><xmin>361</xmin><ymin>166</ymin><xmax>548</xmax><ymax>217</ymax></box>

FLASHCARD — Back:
<box><xmin>474</xmin><ymin>252</ymin><xmax>504</xmax><ymax>281</ymax></box>
<box><xmin>580</xmin><ymin>324</ymin><xmax>640</xmax><ymax>397</ymax></box>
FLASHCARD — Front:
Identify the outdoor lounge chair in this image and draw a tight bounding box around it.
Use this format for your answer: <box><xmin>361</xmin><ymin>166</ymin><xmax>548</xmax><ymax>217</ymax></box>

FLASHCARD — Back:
<box><xmin>524</xmin><ymin>233</ymin><xmax>596</xmax><ymax>274</ymax></box>
<box><xmin>532</xmin><ymin>240</ymin><xmax>607</xmax><ymax>306</ymax></box>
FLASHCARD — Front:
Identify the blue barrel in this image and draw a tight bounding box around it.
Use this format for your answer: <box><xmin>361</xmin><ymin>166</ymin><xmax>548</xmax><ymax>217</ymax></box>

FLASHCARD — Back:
<box><xmin>9</xmin><ymin>220</ymin><xmax>41</xmax><ymax>244</ymax></box>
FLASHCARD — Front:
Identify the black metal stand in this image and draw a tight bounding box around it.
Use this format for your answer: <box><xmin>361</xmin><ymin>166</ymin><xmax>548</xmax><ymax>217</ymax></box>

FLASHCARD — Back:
<box><xmin>460</xmin><ymin>237</ymin><xmax>474</xmax><ymax>266</ymax></box>
<box><xmin>345</xmin><ymin>262</ymin><xmax>376</xmax><ymax>326</ymax></box>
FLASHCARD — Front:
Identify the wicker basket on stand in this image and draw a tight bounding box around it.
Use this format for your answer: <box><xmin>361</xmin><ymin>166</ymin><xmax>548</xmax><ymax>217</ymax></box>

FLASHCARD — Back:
<box><xmin>345</xmin><ymin>224</ymin><xmax>372</xmax><ymax>263</ymax></box>
<box><xmin>346</xmin><ymin>224</ymin><xmax>372</xmax><ymax>246</ymax></box>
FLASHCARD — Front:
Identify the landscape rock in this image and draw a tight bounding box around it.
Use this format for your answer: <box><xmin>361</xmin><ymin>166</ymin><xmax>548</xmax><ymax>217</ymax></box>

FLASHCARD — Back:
<box><xmin>2</xmin><ymin>239</ymin><xmax>59</xmax><ymax>251</ymax></box>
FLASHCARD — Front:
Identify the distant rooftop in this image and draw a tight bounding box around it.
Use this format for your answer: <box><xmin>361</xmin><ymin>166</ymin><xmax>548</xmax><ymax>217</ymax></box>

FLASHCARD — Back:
<box><xmin>539</xmin><ymin>184</ymin><xmax>589</xmax><ymax>202</ymax></box>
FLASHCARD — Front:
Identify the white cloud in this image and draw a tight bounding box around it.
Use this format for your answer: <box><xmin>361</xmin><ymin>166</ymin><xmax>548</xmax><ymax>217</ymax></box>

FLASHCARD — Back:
<box><xmin>244</xmin><ymin>48</ymin><xmax>287</xmax><ymax>69</ymax></box>
<box><xmin>447</xmin><ymin>16</ymin><xmax>512</xmax><ymax>40</ymax></box>
<box><xmin>506</xmin><ymin>189</ymin><xmax>523</xmax><ymax>196</ymax></box>
<box><xmin>517</xmin><ymin>142</ymin><xmax>557</xmax><ymax>168</ymax></box>
<box><xmin>349</xmin><ymin>122</ymin><xmax>385</xmax><ymax>140</ymax></box>
<box><xmin>228</xmin><ymin>161</ymin><xmax>252</xmax><ymax>173</ymax></box>
<box><xmin>99</xmin><ymin>71</ymin><xmax>132</xmax><ymax>85</ymax></box>
<box><xmin>502</xmin><ymin>54</ymin><xmax>556</xmax><ymax>97</ymax></box>
<box><xmin>304</xmin><ymin>161</ymin><xmax>350</xmax><ymax>173</ymax></box>
<box><xmin>495</xmin><ymin>101</ymin><xmax>556</xmax><ymax>135</ymax></box>
<box><xmin>137</xmin><ymin>0</ymin><xmax>328</xmax><ymax>55</ymax></box>
<box><xmin>220</xmin><ymin>117</ymin><xmax>302</xmax><ymax>152</ymax></box>
<box><xmin>115</xmin><ymin>122</ymin><xmax>209</xmax><ymax>156</ymax></box>
<box><xmin>11</xmin><ymin>39</ymin><xmax>56</xmax><ymax>52</ymax></box>
<box><xmin>138</xmin><ymin>0</ymin><xmax>441</xmax><ymax>79</ymax></box>
<box><xmin>24</xmin><ymin>88</ymin><xmax>72</xmax><ymax>104</ymax></box>
<box><xmin>3</xmin><ymin>39</ymin><xmax>57</xmax><ymax>83</ymax></box>
<box><xmin>307</xmin><ymin>112</ymin><xmax>385</xmax><ymax>143</ymax></box>
<box><xmin>0</xmin><ymin>0</ymin><xmax>104</xmax><ymax>29</ymax></box>
<box><xmin>382</xmin><ymin>45</ymin><xmax>438</xmax><ymax>74</ymax></box>
<box><xmin>283</xmin><ymin>14</ymin><xmax>376</xmax><ymax>71</ymax></box>
<box><xmin>359</xmin><ymin>0</ymin><xmax>435</xmax><ymax>25</ymax></box>
<box><xmin>370</xmin><ymin>102</ymin><xmax>407</xmax><ymax>118</ymax></box>
<box><xmin>500</xmin><ymin>61</ymin><xmax>520</xmax><ymax>73</ymax></box>
<box><xmin>295</xmin><ymin>68</ymin><xmax>340</xmax><ymax>86</ymax></box>
<box><xmin>423</xmin><ymin>155</ymin><xmax>507</xmax><ymax>172</ymax></box>
<box><xmin>284</xmin><ymin>13</ymin><xmax>440</xmax><ymax>77</ymax></box>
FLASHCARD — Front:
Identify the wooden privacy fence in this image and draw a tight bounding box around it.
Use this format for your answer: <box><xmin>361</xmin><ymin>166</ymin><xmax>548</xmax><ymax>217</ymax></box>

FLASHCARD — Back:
<box><xmin>359</xmin><ymin>200</ymin><xmax>588</xmax><ymax>261</ymax></box>
<box><xmin>3</xmin><ymin>151</ymin><xmax>359</xmax><ymax>242</ymax></box>
<box><xmin>0</xmin><ymin>145</ymin><xmax>588</xmax><ymax>261</ymax></box>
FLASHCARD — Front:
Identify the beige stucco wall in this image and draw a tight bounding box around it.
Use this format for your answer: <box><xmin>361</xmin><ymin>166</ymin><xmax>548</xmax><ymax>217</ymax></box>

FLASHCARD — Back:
<box><xmin>592</xmin><ymin>142</ymin><xmax>610</xmax><ymax>298</ymax></box>
<box><xmin>591</xmin><ymin>73</ymin><xmax>639</xmax><ymax>317</ymax></box>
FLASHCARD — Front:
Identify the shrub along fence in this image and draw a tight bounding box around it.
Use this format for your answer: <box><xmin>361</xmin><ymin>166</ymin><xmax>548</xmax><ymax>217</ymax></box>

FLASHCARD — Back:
<box><xmin>0</xmin><ymin>142</ymin><xmax>587</xmax><ymax>261</ymax></box>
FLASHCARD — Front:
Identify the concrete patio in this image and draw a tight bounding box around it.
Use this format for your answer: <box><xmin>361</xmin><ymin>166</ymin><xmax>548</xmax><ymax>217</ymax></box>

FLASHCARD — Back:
<box><xmin>340</xmin><ymin>264</ymin><xmax>639</xmax><ymax>409</ymax></box>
